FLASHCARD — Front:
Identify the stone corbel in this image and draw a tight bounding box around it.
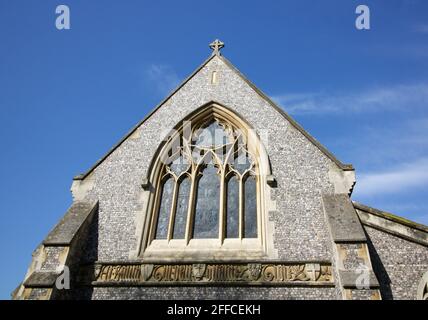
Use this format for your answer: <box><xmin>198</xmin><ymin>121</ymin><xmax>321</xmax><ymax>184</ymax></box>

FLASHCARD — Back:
<box><xmin>266</xmin><ymin>175</ymin><xmax>277</xmax><ymax>188</ymax></box>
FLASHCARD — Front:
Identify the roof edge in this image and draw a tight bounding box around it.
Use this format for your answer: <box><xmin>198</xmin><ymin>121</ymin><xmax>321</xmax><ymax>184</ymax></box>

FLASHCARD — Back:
<box><xmin>43</xmin><ymin>200</ymin><xmax>99</xmax><ymax>245</ymax></box>
<box><xmin>219</xmin><ymin>55</ymin><xmax>354</xmax><ymax>172</ymax></box>
<box><xmin>74</xmin><ymin>52</ymin><xmax>353</xmax><ymax>180</ymax></box>
<box><xmin>74</xmin><ymin>54</ymin><xmax>217</xmax><ymax>180</ymax></box>
<box><xmin>353</xmin><ymin>201</ymin><xmax>428</xmax><ymax>233</ymax></box>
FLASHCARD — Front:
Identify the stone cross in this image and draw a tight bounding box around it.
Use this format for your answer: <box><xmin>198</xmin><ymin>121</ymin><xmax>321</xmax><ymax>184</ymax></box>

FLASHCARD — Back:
<box><xmin>305</xmin><ymin>263</ymin><xmax>320</xmax><ymax>281</ymax></box>
<box><xmin>209</xmin><ymin>39</ymin><xmax>224</xmax><ymax>56</ymax></box>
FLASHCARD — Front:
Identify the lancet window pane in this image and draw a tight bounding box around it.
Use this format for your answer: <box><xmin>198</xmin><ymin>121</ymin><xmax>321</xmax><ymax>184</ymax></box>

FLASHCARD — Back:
<box><xmin>244</xmin><ymin>175</ymin><xmax>257</xmax><ymax>238</ymax></box>
<box><xmin>173</xmin><ymin>177</ymin><xmax>190</xmax><ymax>239</ymax></box>
<box><xmin>226</xmin><ymin>176</ymin><xmax>239</xmax><ymax>238</ymax></box>
<box><xmin>233</xmin><ymin>152</ymin><xmax>253</xmax><ymax>174</ymax></box>
<box><xmin>193</xmin><ymin>121</ymin><xmax>229</xmax><ymax>147</ymax></box>
<box><xmin>193</xmin><ymin>165</ymin><xmax>220</xmax><ymax>238</ymax></box>
<box><xmin>155</xmin><ymin>177</ymin><xmax>174</xmax><ymax>239</ymax></box>
<box><xmin>169</xmin><ymin>156</ymin><xmax>190</xmax><ymax>176</ymax></box>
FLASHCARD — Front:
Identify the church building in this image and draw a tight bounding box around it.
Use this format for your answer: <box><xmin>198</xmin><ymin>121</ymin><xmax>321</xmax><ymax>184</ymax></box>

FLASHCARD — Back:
<box><xmin>13</xmin><ymin>40</ymin><xmax>428</xmax><ymax>300</ymax></box>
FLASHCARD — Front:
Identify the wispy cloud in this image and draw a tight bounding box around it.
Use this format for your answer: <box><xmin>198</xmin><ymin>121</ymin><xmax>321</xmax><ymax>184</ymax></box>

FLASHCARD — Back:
<box><xmin>324</xmin><ymin>114</ymin><xmax>428</xmax><ymax>170</ymax></box>
<box><xmin>272</xmin><ymin>83</ymin><xmax>428</xmax><ymax>115</ymax></box>
<box><xmin>353</xmin><ymin>157</ymin><xmax>428</xmax><ymax>197</ymax></box>
<box><xmin>144</xmin><ymin>64</ymin><xmax>180</xmax><ymax>96</ymax></box>
<box><xmin>414</xmin><ymin>23</ymin><xmax>428</xmax><ymax>34</ymax></box>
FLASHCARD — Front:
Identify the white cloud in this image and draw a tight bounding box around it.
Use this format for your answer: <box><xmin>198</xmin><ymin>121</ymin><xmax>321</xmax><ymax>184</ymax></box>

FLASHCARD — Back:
<box><xmin>145</xmin><ymin>64</ymin><xmax>180</xmax><ymax>96</ymax></box>
<box><xmin>274</xmin><ymin>83</ymin><xmax>428</xmax><ymax>223</ymax></box>
<box><xmin>353</xmin><ymin>158</ymin><xmax>428</xmax><ymax>197</ymax></box>
<box><xmin>414</xmin><ymin>23</ymin><xmax>428</xmax><ymax>34</ymax></box>
<box><xmin>272</xmin><ymin>83</ymin><xmax>428</xmax><ymax>115</ymax></box>
<box><xmin>325</xmin><ymin>115</ymin><xmax>428</xmax><ymax>170</ymax></box>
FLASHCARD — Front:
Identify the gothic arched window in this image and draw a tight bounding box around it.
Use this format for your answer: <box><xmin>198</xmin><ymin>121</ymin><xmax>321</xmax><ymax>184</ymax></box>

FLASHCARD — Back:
<box><xmin>142</xmin><ymin>104</ymin><xmax>271</xmax><ymax>258</ymax></box>
<box><xmin>151</xmin><ymin>119</ymin><xmax>258</xmax><ymax>242</ymax></box>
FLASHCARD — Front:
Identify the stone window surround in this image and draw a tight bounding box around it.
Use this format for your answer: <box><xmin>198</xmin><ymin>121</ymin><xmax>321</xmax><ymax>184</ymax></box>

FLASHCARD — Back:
<box><xmin>138</xmin><ymin>103</ymin><xmax>275</xmax><ymax>261</ymax></box>
<box><xmin>153</xmin><ymin>120</ymin><xmax>258</xmax><ymax>241</ymax></box>
<box><xmin>417</xmin><ymin>270</ymin><xmax>428</xmax><ymax>300</ymax></box>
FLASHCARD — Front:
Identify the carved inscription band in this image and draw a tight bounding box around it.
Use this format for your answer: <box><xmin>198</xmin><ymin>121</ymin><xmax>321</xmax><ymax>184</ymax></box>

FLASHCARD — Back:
<box><xmin>90</xmin><ymin>262</ymin><xmax>333</xmax><ymax>286</ymax></box>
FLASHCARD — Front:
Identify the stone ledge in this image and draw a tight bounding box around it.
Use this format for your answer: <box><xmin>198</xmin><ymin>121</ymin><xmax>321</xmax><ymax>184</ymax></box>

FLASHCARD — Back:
<box><xmin>43</xmin><ymin>200</ymin><xmax>98</xmax><ymax>246</ymax></box>
<box><xmin>78</xmin><ymin>262</ymin><xmax>335</xmax><ymax>287</ymax></box>
<box><xmin>322</xmin><ymin>194</ymin><xmax>366</xmax><ymax>243</ymax></box>
<box><xmin>23</xmin><ymin>271</ymin><xmax>59</xmax><ymax>288</ymax></box>
<box><xmin>339</xmin><ymin>270</ymin><xmax>379</xmax><ymax>289</ymax></box>
<box><xmin>90</xmin><ymin>281</ymin><xmax>337</xmax><ymax>288</ymax></box>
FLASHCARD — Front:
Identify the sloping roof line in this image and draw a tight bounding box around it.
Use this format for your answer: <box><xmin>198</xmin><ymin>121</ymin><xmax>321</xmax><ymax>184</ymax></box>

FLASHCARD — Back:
<box><xmin>74</xmin><ymin>53</ymin><xmax>353</xmax><ymax>180</ymax></box>
<box><xmin>353</xmin><ymin>201</ymin><xmax>428</xmax><ymax>233</ymax></box>
<box><xmin>219</xmin><ymin>56</ymin><xmax>353</xmax><ymax>171</ymax></box>
<box><xmin>73</xmin><ymin>54</ymin><xmax>216</xmax><ymax>180</ymax></box>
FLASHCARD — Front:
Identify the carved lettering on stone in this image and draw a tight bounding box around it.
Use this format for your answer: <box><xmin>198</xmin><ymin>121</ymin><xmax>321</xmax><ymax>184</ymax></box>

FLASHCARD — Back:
<box><xmin>141</xmin><ymin>264</ymin><xmax>154</xmax><ymax>281</ymax></box>
<box><xmin>91</xmin><ymin>262</ymin><xmax>333</xmax><ymax>285</ymax></box>
<box><xmin>247</xmin><ymin>263</ymin><xmax>262</xmax><ymax>281</ymax></box>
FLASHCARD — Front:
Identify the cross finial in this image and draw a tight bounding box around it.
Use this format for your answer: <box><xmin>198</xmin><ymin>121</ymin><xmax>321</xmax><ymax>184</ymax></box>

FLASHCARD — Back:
<box><xmin>209</xmin><ymin>39</ymin><xmax>224</xmax><ymax>56</ymax></box>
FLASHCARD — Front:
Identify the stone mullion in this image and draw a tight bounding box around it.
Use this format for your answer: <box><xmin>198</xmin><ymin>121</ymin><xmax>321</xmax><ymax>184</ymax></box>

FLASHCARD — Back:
<box><xmin>167</xmin><ymin>179</ymin><xmax>179</xmax><ymax>241</ymax></box>
<box><xmin>239</xmin><ymin>176</ymin><xmax>244</xmax><ymax>240</ymax></box>
<box><xmin>184</xmin><ymin>169</ymin><xmax>198</xmax><ymax>244</ymax></box>
<box><xmin>218</xmin><ymin>168</ymin><xmax>226</xmax><ymax>244</ymax></box>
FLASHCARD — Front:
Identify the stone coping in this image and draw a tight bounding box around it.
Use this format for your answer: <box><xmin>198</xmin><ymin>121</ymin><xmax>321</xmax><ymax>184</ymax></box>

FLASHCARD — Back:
<box><xmin>43</xmin><ymin>200</ymin><xmax>98</xmax><ymax>246</ymax></box>
<box><xmin>354</xmin><ymin>202</ymin><xmax>428</xmax><ymax>247</ymax></box>
<box><xmin>23</xmin><ymin>271</ymin><xmax>60</xmax><ymax>288</ymax></box>
<box><xmin>353</xmin><ymin>201</ymin><xmax>428</xmax><ymax>233</ymax></box>
<box><xmin>322</xmin><ymin>194</ymin><xmax>367</xmax><ymax>243</ymax></box>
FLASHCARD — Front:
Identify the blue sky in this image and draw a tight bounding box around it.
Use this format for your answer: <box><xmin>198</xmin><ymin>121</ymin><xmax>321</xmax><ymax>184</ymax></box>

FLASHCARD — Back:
<box><xmin>1</xmin><ymin>0</ymin><xmax>427</xmax><ymax>299</ymax></box>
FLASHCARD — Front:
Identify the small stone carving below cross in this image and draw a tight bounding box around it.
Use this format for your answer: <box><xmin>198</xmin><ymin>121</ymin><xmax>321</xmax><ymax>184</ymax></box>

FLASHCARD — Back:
<box><xmin>192</xmin><ymin>263</ymin><xmax>206</xmax><ymax>280</ymax></box>
<box><xmin>209</xmin><ymin>39</ymin><xmax>224</xmax><ymax>55</ymax></box>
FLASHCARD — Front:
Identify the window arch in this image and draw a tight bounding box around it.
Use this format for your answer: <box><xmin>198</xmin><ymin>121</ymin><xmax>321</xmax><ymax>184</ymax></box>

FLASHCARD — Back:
<box><xmin>142</xmin><ymin>103</ymin><xmax>272</xmax><ymax>259</ymax></box>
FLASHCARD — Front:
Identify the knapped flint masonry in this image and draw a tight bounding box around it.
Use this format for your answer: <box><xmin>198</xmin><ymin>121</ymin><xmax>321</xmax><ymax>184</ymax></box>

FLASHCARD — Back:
<box><xmin>14</xmin><ymin>40</ymin><xmax>428</xmax><ymax>300</ymax></box>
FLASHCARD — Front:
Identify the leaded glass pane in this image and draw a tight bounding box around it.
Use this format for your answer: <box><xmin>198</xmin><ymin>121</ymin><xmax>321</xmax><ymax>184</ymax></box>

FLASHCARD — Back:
<box><xmin>244</xmin><ymin>175</ymin><xmax>257</xmax><ymax>238</ymax></box>
<box><xmin>232</xmin><ymin>152</ymin><xmax>253</xmax><ymax>174</ymax></box>
<box><xmin>193</xmin><ymin>165</ymin><xmax>220</xmax><ymax>238</ymax></box>
<box><xmin>173</xmin><ymin>177</ymin><xmax>190</xmax><ymax>239</ymax></box>
<box><xmin>226</xmin><ymin>176</ymin><xmax>239</xmax><ymax>238</ymax></box>
<box><xmin>193</xmin><ymin>121</ymin><xmax>229</xmax><ymax>147</ymax></box>
<box><xmin>155</xmin><ymin>177</ymin><xmax>174</xmax><ymax>239</ymax></box>
<box><xmin>169</xmin><ymin>156</ymin><xmax>190</xmax><ymax>176</ymax></box>
<box><xmin>154</xmin><ymin>116</ymin><xmax>260</xmax><ymax>243</ymax></box>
